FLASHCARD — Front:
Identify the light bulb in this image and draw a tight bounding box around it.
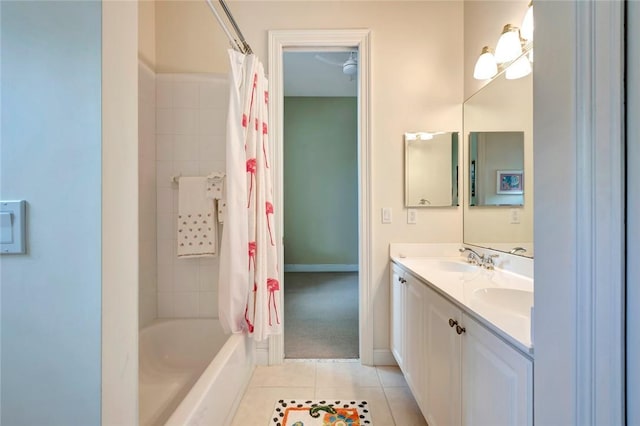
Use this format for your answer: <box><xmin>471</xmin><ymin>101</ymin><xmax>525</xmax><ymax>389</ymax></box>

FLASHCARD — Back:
<box><xmin>521</xmin><ymin>2</ymin><xmax>534</xmax><ymax>41</ymax></box>
<box><xmin>495</xmin><ymin>24</ymin><xmax>523</xmax><ymax>64</ymax></box>
<box><xmin>473</xmin><ymin>46</ymin><xmax>498</xmax><ymax>80</ymax></box>
<box><xmin>505</xmin><ymin>55</ymin><xmax>532</xmax><ymax>80</ymax></box>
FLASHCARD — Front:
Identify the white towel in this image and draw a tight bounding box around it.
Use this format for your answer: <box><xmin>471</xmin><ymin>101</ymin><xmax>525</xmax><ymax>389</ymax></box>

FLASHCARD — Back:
<box><xmin>177</xmin><ymin>177</ymin><xmax>217</xmax><ymax>258</ymax></box>
<box><xmin>205</xmin><ymin>172</ymin><xmax>225</xmax><ymax>200</ymax></box>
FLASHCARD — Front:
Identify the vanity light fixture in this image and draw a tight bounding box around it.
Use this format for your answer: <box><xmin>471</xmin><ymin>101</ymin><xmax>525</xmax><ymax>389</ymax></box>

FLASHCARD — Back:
<box><xmin>473</xmin><ymin>46</ymin><xmax>498</xmax><ymax>80</ymax></box>
<box><xmin>494</xmin><ymin>24</ymin><xmax>523</xmax><ymax>64</ymax></box>
<box><xmin>521</xmin><ymin>1</ymin><xmax>534</xmax><ymax>42</ymax></box>
<box><xmin>472</xmin><ymin>2</ymin><xmax>534</xmax><ymax>81</ymax></box>
<box><xmin>505</xmin><ymin>55</ymin><xmax>532</xmax><ymax>80</ymax></box>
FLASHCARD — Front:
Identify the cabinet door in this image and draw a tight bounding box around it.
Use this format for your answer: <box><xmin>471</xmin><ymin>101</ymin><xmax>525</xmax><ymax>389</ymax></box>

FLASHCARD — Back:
<box><xmin>462</xmin><ymin>315</ymin><xmax>533</xmax><ymax>426</ymax></box>
<box><xmin>423</xmin><ymin>285</ymin><xmax>462</xmax><ymax>426</ymax></box>
<box><xmin>390</xmin><ymin>266</ymin><xmax>405</xmax><ymax>369</ymax></box>
<box><xmin>404</xmin><ymin>276</ymin><xmax>425</xmax><ymax>406</ymax></box>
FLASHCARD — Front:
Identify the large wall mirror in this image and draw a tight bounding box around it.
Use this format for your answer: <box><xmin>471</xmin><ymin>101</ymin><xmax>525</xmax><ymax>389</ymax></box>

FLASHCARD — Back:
<box><xmin>405</xmin><ymin>132</ymin><xmax>459</xmax><ymax>207</ymax></box>
<box><xmin>463</xmin><ymin>63</ymin><xmax>533</xmax><ymax>257</ymax></box>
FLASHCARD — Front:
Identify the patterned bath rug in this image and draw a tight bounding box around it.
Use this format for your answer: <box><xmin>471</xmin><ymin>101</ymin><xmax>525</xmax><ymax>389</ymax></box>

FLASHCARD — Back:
<box><xmin>271</xmin><ymin>399</ymin><xmax>371</xmax><ymax>426</ymax></box>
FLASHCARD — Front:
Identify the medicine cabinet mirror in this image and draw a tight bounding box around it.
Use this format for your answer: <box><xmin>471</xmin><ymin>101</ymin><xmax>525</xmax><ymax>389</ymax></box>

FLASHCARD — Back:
<box><xmin>404</xmin><ymin>132</ymin><xmax>459</xmax><ymax>208</ymax></box>
<box><xmin>463</xmin><ymin>63</ymin><xmax>533</xmax><ymax>257</ymax></box>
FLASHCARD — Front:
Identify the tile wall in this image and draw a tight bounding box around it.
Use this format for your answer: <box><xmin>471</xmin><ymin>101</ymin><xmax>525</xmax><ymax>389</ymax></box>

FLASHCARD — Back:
<box><xmin>139</xmin><ymin>61</ymin><xmax>157</xmax><ymax>328</ymax></box>
<box><xmin>155</xmin><ymin>73</ymin><xmax>228</xmax><ymax>318</ymax></box>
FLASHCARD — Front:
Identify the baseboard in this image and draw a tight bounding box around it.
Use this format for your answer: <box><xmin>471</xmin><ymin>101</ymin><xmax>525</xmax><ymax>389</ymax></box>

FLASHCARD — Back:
<box><xmin>373</xmin><ymin>349</ymin><xmax>398</xmax><ymax>366</ymax></box>
<box><xmin>284</xmin><ymin>264</ymin><xmax>359</xmax><ymax>273</ymax></box>
<box><xmin>255</xmin><ymin>345</ymin><xmax>270</xmax><ymax>365</ymax></box>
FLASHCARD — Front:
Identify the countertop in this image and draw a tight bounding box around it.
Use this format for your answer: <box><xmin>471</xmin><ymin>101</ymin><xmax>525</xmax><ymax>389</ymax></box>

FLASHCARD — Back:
<box><xmin>391</xmin><ymin>256</ymin><xmax>534</xmax><ymax>357</ymax></box>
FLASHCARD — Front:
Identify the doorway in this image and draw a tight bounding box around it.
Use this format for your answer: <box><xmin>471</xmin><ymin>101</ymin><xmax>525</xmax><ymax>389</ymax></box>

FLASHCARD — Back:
<box><xmin>268</xmin><ymin>29</ymin><xmax>372</xmax><ymax>365</ymax></box>
<box><xmin>282</xmin><ymin>50</ymin><xmax>359</xmax><ymax>359</ymax></box>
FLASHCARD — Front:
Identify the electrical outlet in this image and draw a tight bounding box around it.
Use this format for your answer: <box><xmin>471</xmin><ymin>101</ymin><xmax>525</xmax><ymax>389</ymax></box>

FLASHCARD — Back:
<box><xmin>382</xmin><ymin>207</ymin><xmax>392</xmax><ymax>224</ymax></box>
<box><xmin>510</xmin><ymin>208</ymin><xmax>521</xmax><ymax>224</ymax></box>
<box><xmin>407</xmin><ymin>209</ymin><xmax>417</xmax><ymax>224</ymax></box>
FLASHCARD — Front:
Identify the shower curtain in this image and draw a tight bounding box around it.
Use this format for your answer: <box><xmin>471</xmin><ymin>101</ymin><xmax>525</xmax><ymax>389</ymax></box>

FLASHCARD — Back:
<box><xmin>219</xmin><ymin>50</ymin><xmax>282</xmax><ymax>341</ymax></box>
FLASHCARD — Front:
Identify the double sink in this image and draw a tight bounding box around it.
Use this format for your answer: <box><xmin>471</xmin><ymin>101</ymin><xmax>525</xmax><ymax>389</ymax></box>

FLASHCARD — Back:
<box><xmin>392</xmin><ymin>256</ymin><xmax>534</xmax><ymax>353</ymax></box>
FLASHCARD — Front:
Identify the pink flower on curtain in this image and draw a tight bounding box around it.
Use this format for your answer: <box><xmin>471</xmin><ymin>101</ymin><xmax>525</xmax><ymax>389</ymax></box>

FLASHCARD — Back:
<box><xmin>265</xmin><ymin>201</ymin><xmax>275</xmax><ymax>246</ymax></box>
<box><xmin>248</xmin><ymin>241</ymin><xmax>257</xmax><ymax>271</ymax></box>
<box><xmin>267</xmin><ymin>278</ymin><xmax>280</xmax><ymax>326</ymax></box>
<box><xmin>246</xmin><ymin>158</ymin><xmax>256</xmax><ymax>208</ymax></box>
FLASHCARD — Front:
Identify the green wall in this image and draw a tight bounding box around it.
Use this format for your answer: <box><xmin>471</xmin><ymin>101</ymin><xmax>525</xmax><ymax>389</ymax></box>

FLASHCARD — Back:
<box><xmin>284</xmin><ymin>97</ymin><xmax>358</xmax><ymax>267</ymax></box>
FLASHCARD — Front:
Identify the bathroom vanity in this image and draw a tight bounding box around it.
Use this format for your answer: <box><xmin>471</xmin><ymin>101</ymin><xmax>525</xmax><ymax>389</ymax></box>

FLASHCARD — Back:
<box><xmin>389</xmin><ymin>246</ymin><xmax>533</xmax><ymax>426</ymax></box>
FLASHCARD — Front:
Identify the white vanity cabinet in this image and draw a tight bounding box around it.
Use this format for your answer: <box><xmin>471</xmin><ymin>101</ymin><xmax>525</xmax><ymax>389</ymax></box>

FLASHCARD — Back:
<box><xmin>390</xmin><ymin>264</ymin><xmax>405</xmax><ymax>369</ymax></box>
<box><xmin>390</xmin><ymin>265</ymin><xmax>425</xmax><ymax>402</ymax></box>
<box><xmin>462</xmin><ymin>315</ymin><xmax>533</xmax><ymax>426</ymax></box>
<box><xmin>423</xmin><ymin>284</ymin><xmax>462</xmax><ymax>426</ymax></box>
<box><xmin>404</xmin><ymin>274</ymin><xmax>426</xmax><ymax>405</ymax></box>
<box><xmin>390</xmin><ymin>262</ymin><xmax>533</xmax><ymax>426</ymax></box>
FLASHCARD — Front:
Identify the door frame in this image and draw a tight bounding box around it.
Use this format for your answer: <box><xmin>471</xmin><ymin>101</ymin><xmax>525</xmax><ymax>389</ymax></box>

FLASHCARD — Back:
<box><xmin>267</xmin><ymin>29</ymin><xmax>372</xmax><ymax>364</ymax></box>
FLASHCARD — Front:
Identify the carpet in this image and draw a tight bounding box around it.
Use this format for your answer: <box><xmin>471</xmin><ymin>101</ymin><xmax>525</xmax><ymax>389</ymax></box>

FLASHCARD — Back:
<box><xmin>284</xmin><ymin>272</ymin><xmax>359</xmax><ymax>359</ymax></box>
<box><xmin>271</xmin><ymin>399</ymin><xmax>371</xmax><ymax>426</ymax></box>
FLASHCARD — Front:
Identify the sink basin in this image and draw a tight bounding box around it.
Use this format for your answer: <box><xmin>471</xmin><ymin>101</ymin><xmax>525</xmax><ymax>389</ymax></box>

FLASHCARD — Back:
<box><xmin>422</xmin><ymin>260</ymin><xmax>478</xmax><ymax>273</ymax></box>
<box><xmin>405</xmin><ymin>259</ymin><xmax>480</xmax><ymax>273</ymax></box>
<box><xmin>472</xmin><ymin>288</ymin><xmax>533</xmax><ymax>317</ymax></box>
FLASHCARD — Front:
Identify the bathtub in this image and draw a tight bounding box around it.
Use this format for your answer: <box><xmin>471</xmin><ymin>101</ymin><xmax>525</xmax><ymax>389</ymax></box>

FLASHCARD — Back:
<box><xmin>139</xmin><ymin>319</ymin><xmax>254</xmax><ymax>426</ymax></box>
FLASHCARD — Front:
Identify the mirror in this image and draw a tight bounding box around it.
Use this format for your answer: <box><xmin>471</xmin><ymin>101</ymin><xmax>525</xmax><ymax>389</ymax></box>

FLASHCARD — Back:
<box><xmin>404</xmin><ymin>132</ymin><xmax>459</xmax><ymax>207</ymax></box>
<box><xmin>469</xmin><ymin>131</ymin><xmax>524</xmax><ymax>206</ymax></box>
<box><xmin>463</xmin><ymin>64</ymin><xmax>533</xmax><ymax>257</ymax></box>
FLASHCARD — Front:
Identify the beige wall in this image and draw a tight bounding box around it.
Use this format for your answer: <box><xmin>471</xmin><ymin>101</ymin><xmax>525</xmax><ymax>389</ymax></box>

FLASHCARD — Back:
<box><xmin>139</xmin><ymin>0</ymin><xmax>156</xmax><ymax>67</ymax></box>
<box><xmin>155</xmin><ymin>0</ymin><xmax>464</xmax><ymax>355</ymax></box>
<box><xmin>103</xmin><ymin>1</ymin><xmax>139</xmax><ymax>423</ymax></box>
<box><xmin>463</xmin><ymin>0</ymin><xmax>529</xmax><ymax>100</ymax></box>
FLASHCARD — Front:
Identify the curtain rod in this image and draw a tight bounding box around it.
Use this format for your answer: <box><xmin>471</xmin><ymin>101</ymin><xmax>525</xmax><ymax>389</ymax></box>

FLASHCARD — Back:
<box><xmin>204</xmin><ymin>0</ymin><xmax>253</xmax><ymax>55</ymax></box>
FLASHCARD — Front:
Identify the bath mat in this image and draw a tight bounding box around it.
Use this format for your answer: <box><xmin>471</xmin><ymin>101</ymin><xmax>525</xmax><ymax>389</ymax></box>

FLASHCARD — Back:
<box><xmin>271</xmin><ymin>399</ymin><xmax>371</xmax><ymax>426</ymax></box>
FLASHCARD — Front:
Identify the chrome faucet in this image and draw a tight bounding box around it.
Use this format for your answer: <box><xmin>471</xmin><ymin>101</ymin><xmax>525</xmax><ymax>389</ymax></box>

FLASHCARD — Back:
<box><xmin>459</xmin><ymin>247</ymin><xmax>499</xmax><ymax>269</ymax></box>
<box><xmin>509</xmin><ymin>247</ymin><xmax>527</xmax><ymax>254</ymax></box>
<box><xmin>459</xmin><ymin>247</ymin><xmax>484</xmax><ymax>265</ymax></box>
<box><xmin>483</xmin><ymin>254</ymin><xmax>500</xmax><ymax>270</ymax></box>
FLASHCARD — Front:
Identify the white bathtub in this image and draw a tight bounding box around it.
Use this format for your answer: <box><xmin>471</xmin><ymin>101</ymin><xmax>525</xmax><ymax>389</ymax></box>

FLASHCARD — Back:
<box><xmin>139</xmin><ymin>319</ymin><xmax>254</xmax><ymax>426</ymax></box>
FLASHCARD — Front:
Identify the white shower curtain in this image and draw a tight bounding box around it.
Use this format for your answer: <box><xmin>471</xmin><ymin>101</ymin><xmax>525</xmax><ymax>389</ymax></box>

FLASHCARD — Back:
<box><xmin>219</xmin><ymin>50</ymin><xmax>282</xmax><ymax>341</ymax></box>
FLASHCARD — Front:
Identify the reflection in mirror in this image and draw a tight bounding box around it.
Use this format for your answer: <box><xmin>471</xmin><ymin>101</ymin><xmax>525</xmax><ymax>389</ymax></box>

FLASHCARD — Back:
<box><xmin>469</xmin><ymin>131</ymin><xmax>524</xmax><ymax>206</ymax></box>
<box><xmin>405</xmin><ymin>132</ymin><xmax>459</xmax><ymax>207</ymax></box>
<box><xmin>463</xmin><ymin>64</ymin><xmax>532</xmax><ymax>257</ymax></box>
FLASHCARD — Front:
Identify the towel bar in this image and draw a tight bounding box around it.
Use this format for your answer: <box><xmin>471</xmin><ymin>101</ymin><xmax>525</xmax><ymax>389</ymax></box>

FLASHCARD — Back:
<box><xmin>170</xmin><ymin>173</ymin><xmax>225</xmax><ymax>184</ymax></box>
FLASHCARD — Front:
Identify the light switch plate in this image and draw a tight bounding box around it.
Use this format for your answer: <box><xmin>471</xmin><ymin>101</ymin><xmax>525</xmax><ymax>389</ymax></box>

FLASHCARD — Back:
<box><xmin>0</xmin><ymin>200</ymin><xmax>26</xmax><ymax>254</ymax></box>
<box><xmin>510</xmin><ymin>208</ymin><xmax>521</xmax><ymax>224</ymax></box>
<box><xmin>407</xmin><ymin>209</ymin><xmax>417</xmax><ymax>224</ymax></box>
<box><xmin>382</xmin><ymin>207</ymin><xmax>392</xmax><ymax>224</ymax></box>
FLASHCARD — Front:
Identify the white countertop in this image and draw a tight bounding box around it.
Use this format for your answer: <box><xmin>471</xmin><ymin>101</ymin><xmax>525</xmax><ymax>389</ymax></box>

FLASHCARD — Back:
<box><xmin>391</xmin><ymin>255</ymin><xmax>534</xmax><ymax>356</ymax></box>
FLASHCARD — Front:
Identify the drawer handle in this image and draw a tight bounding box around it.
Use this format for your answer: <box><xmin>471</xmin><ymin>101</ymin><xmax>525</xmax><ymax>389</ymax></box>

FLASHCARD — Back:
<box><xmin>448</xmin><ymin>318</ymin><xmax>458</xmax><ymax>328</ymax></box>
<box><xmin>456</xmin><ymin>325</ymin><xmax>466</xmax><ymax>335</ymax></box>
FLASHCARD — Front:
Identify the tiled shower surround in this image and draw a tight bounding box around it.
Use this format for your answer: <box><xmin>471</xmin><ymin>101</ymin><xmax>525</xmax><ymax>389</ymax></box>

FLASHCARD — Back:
<box><xmin>155</xmin><ymin>72</ymin><xmax>229</xmax><ymax>318</ymax></box>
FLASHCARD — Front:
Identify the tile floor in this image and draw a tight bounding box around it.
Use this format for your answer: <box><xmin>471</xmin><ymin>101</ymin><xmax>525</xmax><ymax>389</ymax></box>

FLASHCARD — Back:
<box><xmin>231</xmin><ymin>360</ymin><xmax>428</xmax><ymax>425</ymax></box>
